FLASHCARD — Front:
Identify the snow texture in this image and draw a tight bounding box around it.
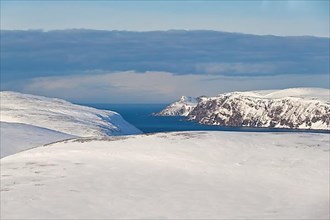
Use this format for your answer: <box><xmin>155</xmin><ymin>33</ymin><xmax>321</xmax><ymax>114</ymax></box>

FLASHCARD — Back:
<box><xmin>0</xmin><ymin>122</ymin><xmax>74</xmax><ymax>158</ymax></box>
<box><xmin>1</xmin><ymin>131</ymin><xmax>329</xmax><ymax>219</ymax></box>
<box><xmin>0</xmin><ymin>91</ymin><xmax>142</xmax><ymax>136</ymax></box>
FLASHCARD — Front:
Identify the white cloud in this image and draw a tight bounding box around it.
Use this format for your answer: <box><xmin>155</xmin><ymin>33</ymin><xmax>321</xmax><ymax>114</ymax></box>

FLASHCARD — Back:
<box><xmin>7</xmin><ymin>71</ymin><xmax>329</xmax><ymax>103</ymax></box>
<box><xmin>195</xmin><ymin>63</ymin><xmax>275</xmax><ymax>75</ymax></box>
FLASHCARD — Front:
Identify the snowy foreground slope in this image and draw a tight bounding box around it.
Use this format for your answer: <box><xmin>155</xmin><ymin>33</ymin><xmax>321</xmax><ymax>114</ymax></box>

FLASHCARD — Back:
<box><xmin>157</xmin><ymin>88</ymin><xmax>330</xmax><ymax>130</ymax></box>
<box><xmin>1</xmin><ymin>131</ymin><xmax>329</xmax><ymax>219</ymax></box>
<box><xmin>0</xmin><ymin>122</ymin><xmax>74</xmax><ymax>158</ymax></box>
<box><xmin>0</xmin><ymin>91</ymin><xmax>141</xmax><ymax>137</ymax></box>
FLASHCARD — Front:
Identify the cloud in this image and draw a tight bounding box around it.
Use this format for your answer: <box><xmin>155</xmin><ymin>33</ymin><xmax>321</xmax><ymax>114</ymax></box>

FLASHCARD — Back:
<box><xmin>1</xmin><ymin>30</ymin><xmax>329</xmax><ymax>83</ymax></box>
<box><xmin>1</xmin><ymin>30</ymin><xmax>328</xmax><ymax>103</ymax></box>
<box><xmin>195</xmin><ymin>62</ymin><xmax>276</xmax><ymax>75</ymax></box>
<box><xmin>3</xmin><ymin>71</ymin><xmax>329</xmax><ymax>103</ymax></box>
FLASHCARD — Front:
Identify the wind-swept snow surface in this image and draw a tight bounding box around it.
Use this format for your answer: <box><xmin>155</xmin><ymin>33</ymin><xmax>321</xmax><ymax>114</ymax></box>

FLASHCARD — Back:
<box><xmin>0</xmin><ymin>91</ymin><xmax>142</xmax><ymax>136</ymax></box>
<box><xmin>236</xmin><ymin>87</ymin><xmax>330</xmax><ymax>101</ymax></box>
<box><xmin>0</xmin><ymin>122</ymin><xmax>74</xmax><ymax>158</ymax></box>
<box><xmin>1</xmin><ymin>131</ymin><xmax>329</xmax><ymax>219</ymax></box>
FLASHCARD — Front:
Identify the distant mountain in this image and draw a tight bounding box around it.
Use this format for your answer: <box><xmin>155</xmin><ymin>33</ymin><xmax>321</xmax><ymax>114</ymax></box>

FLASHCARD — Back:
<box><xmin>0</xmin><ymin>91</ymin><xmax>142</xmax><ymax>136</ymax></box>
<box><xmin>156</xmin><ymin>88</ymin><xmax>330</xmax><ymax>130</ymax></box>
<box><xmin>155</xmin><ymin>96</ymin><xmax>205</xmax><ymax>116</ymax></box>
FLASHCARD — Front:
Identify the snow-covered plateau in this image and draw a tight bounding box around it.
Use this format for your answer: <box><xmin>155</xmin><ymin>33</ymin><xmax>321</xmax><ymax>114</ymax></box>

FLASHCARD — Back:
<box><xmin>1</xmin><ymin>131</ymin><xmax>329</xmax><ymax>219</ymax></box>
<box><xmin>157</xmin><ymin>88</ymin><xmax>330</xmax><ymax>130</ymax></box>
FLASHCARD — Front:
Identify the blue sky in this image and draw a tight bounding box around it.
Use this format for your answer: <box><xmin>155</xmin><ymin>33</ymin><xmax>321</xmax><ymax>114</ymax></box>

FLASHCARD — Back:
<box><xmin>0</xmin><ymin>1</ymin><xmax>329</xmax><ymax>103</ymax></box>
<box><xmin>1</xmin><ymin>0</ymin><xmax>329</xmax><ymax>36</ymax></box>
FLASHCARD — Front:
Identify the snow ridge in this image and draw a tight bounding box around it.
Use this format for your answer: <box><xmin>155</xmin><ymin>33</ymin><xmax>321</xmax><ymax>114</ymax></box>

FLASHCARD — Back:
<box><xmin>0</xmin><ymin>122</ymin><xmax>74</xmax><ymax>158</ymax></box>
<box><xmin>0</xmin><ymin>91</ymin><xmax>142</xmax><ymax>137</ymax></box>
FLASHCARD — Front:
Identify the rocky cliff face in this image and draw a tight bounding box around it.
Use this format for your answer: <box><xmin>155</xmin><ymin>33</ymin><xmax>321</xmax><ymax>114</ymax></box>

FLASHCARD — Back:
<box><xmin>188</xmin><ymin>93</ymin><xmax>329</xmax><ymax>130</ymax></box>
<box><xmin>157</xmin><ymin>88</ymin><xmax>330</xmax><ymax>130</ymax></box>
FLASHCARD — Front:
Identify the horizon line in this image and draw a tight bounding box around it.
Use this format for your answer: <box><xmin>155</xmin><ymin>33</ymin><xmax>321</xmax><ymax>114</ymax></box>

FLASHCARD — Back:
<box><xmin>1</xmin><ymin>28</ymin><xmax>329</xmax><ymax>38</ymax></box>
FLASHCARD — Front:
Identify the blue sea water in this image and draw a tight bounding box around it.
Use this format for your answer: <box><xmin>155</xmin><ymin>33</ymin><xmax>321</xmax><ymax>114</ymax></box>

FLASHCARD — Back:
<box><xmin>84</xmin><ymin>104</ymin><xmax>328</xmax><ymax>134</ymax></box>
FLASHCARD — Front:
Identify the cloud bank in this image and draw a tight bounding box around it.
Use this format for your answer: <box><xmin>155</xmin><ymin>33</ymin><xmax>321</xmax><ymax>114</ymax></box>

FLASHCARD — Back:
<box><xmin>1</xmin><ymin>30</ymin><xmax>328</xmax><ymax>102</ymax></box>
<box><xmin>3</xmin><ymin>71</ymin><xmax>328</xmax><ymax>103</ymax></box>
<box><xmin>1</xmin><ymin>30</ymin><xmax>328</xmax><ymax>80</ymax></box>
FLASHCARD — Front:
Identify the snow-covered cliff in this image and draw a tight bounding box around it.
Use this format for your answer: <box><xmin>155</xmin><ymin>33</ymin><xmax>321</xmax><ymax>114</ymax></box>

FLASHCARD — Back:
<box><xmin>0</xmin><ymin>91</ymin><xmax>142</xmax><ymax>137</ymax></box>
<box><xmin>157</xmin><ymin>88</ymin><xmax>330</xmax><ymax>130</ymax></box>
<box><xmin>155</xmin><ymin>96</ymin><xmax>205</xmax><ymax>116</ymax></box>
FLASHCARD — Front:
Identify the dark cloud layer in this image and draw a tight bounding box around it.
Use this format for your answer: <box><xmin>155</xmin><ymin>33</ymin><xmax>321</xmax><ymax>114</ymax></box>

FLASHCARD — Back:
<box><xmin>1</xmin><ymin>29</ymin><xmax>329</xmax><ymax>83</ymax></box>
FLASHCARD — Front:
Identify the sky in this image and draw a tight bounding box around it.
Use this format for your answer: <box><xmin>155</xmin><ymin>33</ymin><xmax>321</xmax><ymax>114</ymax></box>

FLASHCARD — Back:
<box><xmin>0</xmin><ymin>0</ymin><xmax>329</xmax><ymax>103</ymax></box>
<box><xmin>1</xmin><ymin>0</ymin><xmax>329</xmax><ymax>36</ymax></box>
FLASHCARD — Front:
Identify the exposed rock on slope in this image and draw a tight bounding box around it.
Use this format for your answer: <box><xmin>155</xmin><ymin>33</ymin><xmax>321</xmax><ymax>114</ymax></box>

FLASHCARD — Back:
<box><xmin>189</xmin><ymin>93</ymin><xmax>329</xmax><ymax>130</ymax></box>
<box><xmin>0</xmin><ymin>91</ymin><xmax>142</xmax><ymax>136</ymax></box>
<box><xmin>157</xmin><ymin>88</ymin><xmax>330</xmax><ymax>130</ymax></box>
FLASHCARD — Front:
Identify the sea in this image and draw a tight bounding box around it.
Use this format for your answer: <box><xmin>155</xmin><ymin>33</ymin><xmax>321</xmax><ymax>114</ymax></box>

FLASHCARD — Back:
<box><xmin>84</xmin><ymin>104</ymin><xmax>329</xmax><ymax>134</ymax></box>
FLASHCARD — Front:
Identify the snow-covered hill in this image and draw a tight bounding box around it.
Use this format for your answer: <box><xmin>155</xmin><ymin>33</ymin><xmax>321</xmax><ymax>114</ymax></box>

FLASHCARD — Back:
<box><xmin>0</xmin><ymin>122</ymin><xmax>74</xmax><ymax>158</ymax></box>
<box><xmin>0</xmin><ymin>91</ymin><xmax>142</xmax><ymax>137</ymax></box>
<box><xmin>157</xmin><ymin>88</ymin><xmax>330</xmax><ymax>130</ymax></box>
<box><xmin>1</xmin><ymin>131</ymin><xmax>329</xmax><ymax>219</ymax></box>
<box><xmin>246</xmin><ymin>87</ymin><xmax>330</xmax><ymax>101</ymax></box>
<box><xmin>155</xmin><ymin>96</ymin><xmax>204</xmax><ymax>116</ymax></box>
